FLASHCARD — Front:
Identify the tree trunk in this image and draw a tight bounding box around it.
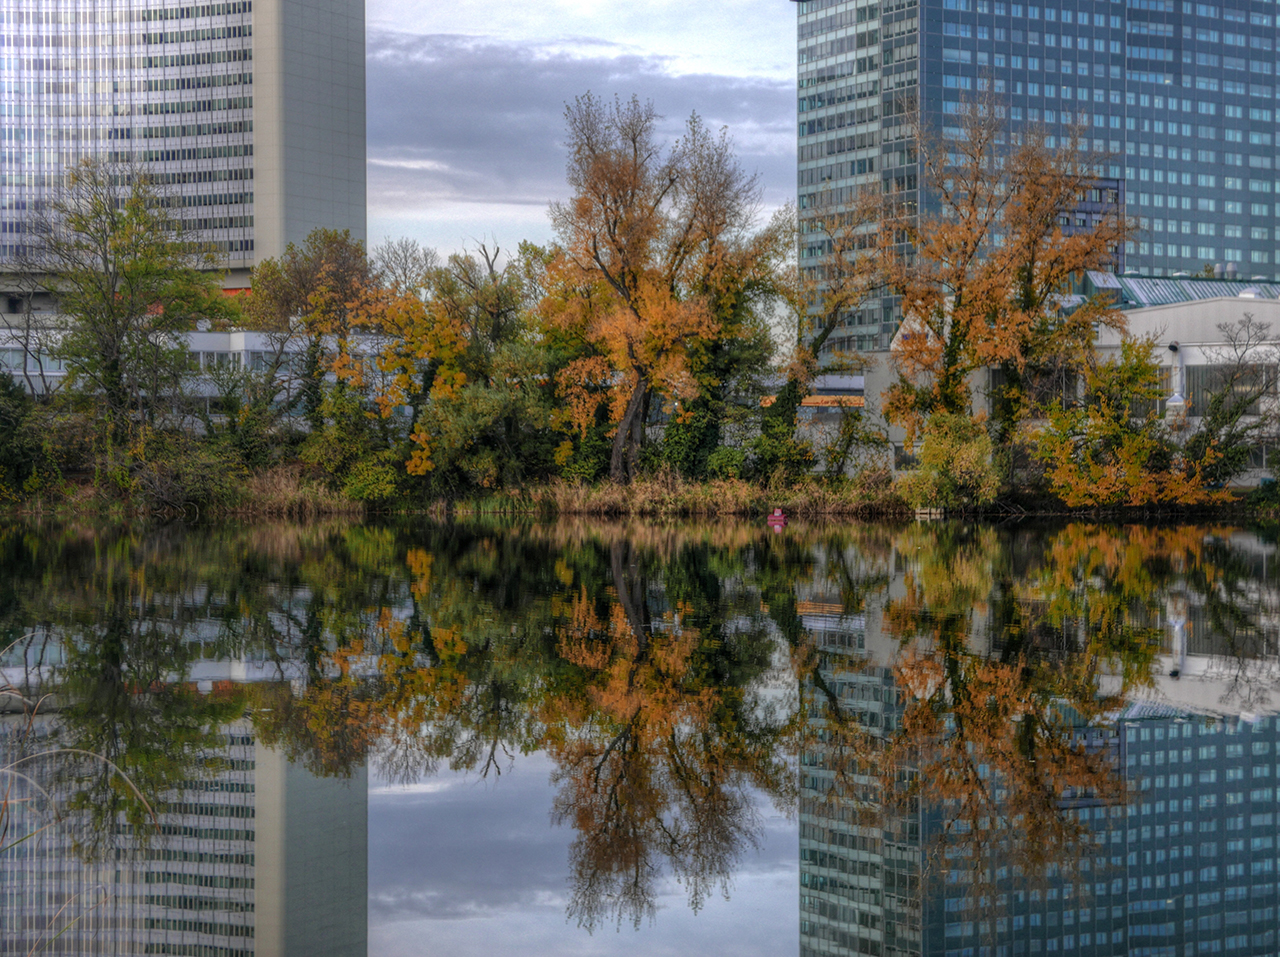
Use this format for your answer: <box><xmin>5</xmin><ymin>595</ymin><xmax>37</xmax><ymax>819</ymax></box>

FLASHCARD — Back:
<box><xmin>610</xmin><ymin>375</ymin><xmax>649</xmax><ymax>484</ymax></box>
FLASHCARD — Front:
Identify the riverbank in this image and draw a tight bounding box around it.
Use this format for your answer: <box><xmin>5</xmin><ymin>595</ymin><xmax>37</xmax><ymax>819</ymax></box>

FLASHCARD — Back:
<box><xmin>2</xmin><ymin>467</ymin><xmax>912</xmax><ymax>521</ymax></box>
<box><xmin>7</xmin><ymin>465</ymin><xmax>1275</xmax><ymax>523</ymax></box>
<box><xmin>453</xmin><ymin>472</ymin><xmax>911</xmax><ymax>519</ymax></box>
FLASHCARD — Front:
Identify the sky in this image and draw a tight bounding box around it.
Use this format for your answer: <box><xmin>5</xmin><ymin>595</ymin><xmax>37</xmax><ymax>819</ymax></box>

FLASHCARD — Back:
<box><xmin>364</xmin><ymin>0</ymin><xmax>799</xmax><ymax>257</ymax></box>
<box><xmin>367</xmin><ymin>752</ymin><xmax>799</xmax><ymax>957</ymax></box>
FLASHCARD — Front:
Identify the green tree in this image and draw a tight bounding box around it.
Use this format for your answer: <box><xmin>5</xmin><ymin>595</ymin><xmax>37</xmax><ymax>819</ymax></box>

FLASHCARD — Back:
<box><xmin>0</xmin><ymin>372</ymin><xmax>40</xmax><ymax>496</ymax></box>
<box><xmin>246</xmin><ymin>228</ymin><xmax>375</xmax><ymax>433</ymax></box>
<box><xmin>400</xmin><ymin>244</ymin><xmax>560</xmax><ymax>489</ymax></box>
<box><xmin>30</xmin><ymin>161</ymin><xmax>232</xmax><ymax>445</ymax></box>
<box><xmin>895</xmin><ymin>412</ymin><xmax>1000</xmax><ymax>509</ymax></box>
<box><xmin>1033</xmin><ymin>338</ymin><xmax>1221</xmax><ymax>507</ymax></box>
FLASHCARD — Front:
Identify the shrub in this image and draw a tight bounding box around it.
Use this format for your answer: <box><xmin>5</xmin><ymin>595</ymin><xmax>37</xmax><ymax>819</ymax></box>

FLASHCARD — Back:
<box><xmin>895</xmin><ymin>413</ymin><xmax>1000</xmax><ymax>510</ymax></box>
<box><xmin>343</xmin><ymin>451</ymin><xmax>400</xmax><ymax>503</ymax></box>
<box><xmin>706</xmin><ymin>446</ymin><xmax>746</xmax><ymax>480</ymax></box>
<box><xmin>131</xmin><ymin>432</ymin><xmax>247</xmax><ymax>516</ymax></box>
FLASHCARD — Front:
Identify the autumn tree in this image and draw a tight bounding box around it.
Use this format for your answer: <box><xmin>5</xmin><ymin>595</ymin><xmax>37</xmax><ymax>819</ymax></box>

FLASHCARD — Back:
<box><xmin>548</xmin><ymin>94</ymin><xmax>787</xmax><ymax>484</ymax></box>
<box><xmin>1182</xmin><ymin>314</ymin><xmax>1280</xmax><ymax>486</ymax></box>
<box><xmin>1033</xmin><ymin>337</ymin><xmax>1224</xmax><ymax>507</ymax></box>
<box><xmin>244</xmin><ymin>229</ymin><xmax>398</xmax><ymax>490</ymax></box>
<box><xmin>359</xmin><ymin>242</ymin><xmax>558</xmax><ymax>488</ymax></box>
<box><xmin>882</xmin><ymin>100</ymin><xmax>1128</xmax><ymax>453</ymax></box>
<box><xmin>247</xmin><ymin>228</ymin><xmax>377</xmax><ymax>431</ymax></box>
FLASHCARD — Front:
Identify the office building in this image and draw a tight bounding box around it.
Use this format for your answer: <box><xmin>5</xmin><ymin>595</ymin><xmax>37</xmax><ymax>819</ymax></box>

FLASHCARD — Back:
<box><xmin>0</xmin><ymin>0</ymin><xmax>366</xmax><ymax>285</ymax></box>
<box><xmin>797</xmin><ymin>0</ymin><xmax>1280</xmax><ymax>356</ymax></box>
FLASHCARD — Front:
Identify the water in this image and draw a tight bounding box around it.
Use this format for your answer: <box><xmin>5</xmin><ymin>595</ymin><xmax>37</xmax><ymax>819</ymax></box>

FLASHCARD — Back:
<box><xmin>1</xmin><ymin>519</ymin><xmax>1278</xmax><ymax>956</ymax></box>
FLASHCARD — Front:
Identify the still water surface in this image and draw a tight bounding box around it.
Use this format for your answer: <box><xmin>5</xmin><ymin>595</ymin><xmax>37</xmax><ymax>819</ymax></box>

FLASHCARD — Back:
<box><xmin>1</xmin><ymin>520</ymin><xmax>1278</xmax><ymax>956</ymax></box>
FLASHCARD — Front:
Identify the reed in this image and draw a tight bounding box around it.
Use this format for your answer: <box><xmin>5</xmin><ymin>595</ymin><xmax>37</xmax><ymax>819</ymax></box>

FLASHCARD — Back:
<box><xmin>460</xmin><ymin>472</ymin><xmax>910</xmax><ymax>519</ymax></box>
<box><xmin>232</xmin><ymin>466</ymin><xmax>364</xmax><ymax>519</ymax></box>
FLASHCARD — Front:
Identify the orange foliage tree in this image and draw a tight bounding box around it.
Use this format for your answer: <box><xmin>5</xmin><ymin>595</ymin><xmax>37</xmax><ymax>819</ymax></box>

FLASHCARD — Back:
<box><xmin>881</xmin><ymin>100</ymin><xmax>1128</xmax><ymax>449</ymax></box>
<box><xmin>246</xmin><ymin>229</ymin><xmax>377</xmax><ymax>432</ymax></box>
<box><xmin>547</xmin><ymin>94</ymin><xmax>787</xmax><ymax>483</ymax></box>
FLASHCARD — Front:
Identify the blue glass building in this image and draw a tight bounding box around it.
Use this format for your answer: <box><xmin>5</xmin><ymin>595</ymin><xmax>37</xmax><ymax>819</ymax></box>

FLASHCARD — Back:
<box><xmin>797</xmin><ymin>0</ymin><xmax>1280</xmax><ymax>354</ymax></box>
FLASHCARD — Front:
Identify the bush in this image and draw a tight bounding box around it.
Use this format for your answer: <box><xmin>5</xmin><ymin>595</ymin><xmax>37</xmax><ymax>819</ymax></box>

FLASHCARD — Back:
<box><xmin>131</xmin><ymin>432</ymin><xmax>247</xmax><ymax>516</ymax></box>
<box><xmin>706</xmin><ymin>446</ymin><xmax>746</xmax><ymax>480</ymax></box>
<box><xmin>0</xmin><ymin>372</ymin><xmax>40</xmax><ymax>496</ymax></box>
<box><xmin>895</xmin><ymin>413</ymin><xmax>1000</xmax><ymax>510</ymax></box>
<box><xmin>343</xmin><ymin>451</ymin><xmax>400</xmax><ymax>503</ymax></box>
<box><xmin>821</xmin><ymin>407</ymin><xmax>889</xmax><ymax>479</ymax></box>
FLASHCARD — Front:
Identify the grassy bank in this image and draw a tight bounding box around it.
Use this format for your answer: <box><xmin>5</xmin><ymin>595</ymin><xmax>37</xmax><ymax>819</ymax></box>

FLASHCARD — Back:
<box><xmin>20</xmin><ymin>465</ymin><xmax>1272</xmax><ymax>523</ymax></box>
<box><xmin>450</xmin><ymin>471</ymin><xmax>911</xmax><ymax>520</ymax></box>
<box><xmin>228</xmin><ymin>466</ymin><xmax>365</xmax><ymax>520</ymax></box>
<box><xmin>2</xmin><ymin>465</ymin><xmax>366</xmax><ymax>522</ymax></box>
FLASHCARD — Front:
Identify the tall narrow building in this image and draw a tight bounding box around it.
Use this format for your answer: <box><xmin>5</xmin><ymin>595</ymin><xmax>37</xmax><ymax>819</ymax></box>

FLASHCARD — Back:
<box><xmin>0</xmin><ymin>0</ymin><xmax>365</xmax><ymax>285</ymax></box>
<box><xmin>797</xmin><ymin>0</ymin><xmax>1280</xmax><ymax>356</ymax></box>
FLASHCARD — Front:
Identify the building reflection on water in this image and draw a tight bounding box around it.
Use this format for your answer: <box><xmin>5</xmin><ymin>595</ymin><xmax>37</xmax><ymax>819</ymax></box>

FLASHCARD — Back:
<box><xmin>1</xmin><ymin>709</ymin><xmax>367</xmax><ymax>956</ymax></box>
<box><xmin>796</xmin><ymin>531</ymin><xmax>1280</xmax><ymax>957</ymax></box>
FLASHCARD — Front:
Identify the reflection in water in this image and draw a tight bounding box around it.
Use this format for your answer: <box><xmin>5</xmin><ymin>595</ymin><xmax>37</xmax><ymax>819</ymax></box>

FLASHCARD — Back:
<box><xmin>1</xmin><ymin>717</ymin><xmax>367</xmax><ymax>957</ymax></box>
<box><xmin>794</xmin><ymin>524</ymin><xmax>1280</xmax><ymax>957</ymax></box>
<box><xmin>0</xmin><ymin>520</ymin><xmax>1278</xmax><ymax>956</ymax></box>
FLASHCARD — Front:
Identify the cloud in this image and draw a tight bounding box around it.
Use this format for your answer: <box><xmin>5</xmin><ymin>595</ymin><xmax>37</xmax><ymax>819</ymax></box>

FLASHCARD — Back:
<box><xmin>366</xmin><ymin>0</ymin><xmax>799</xmax><ymax>81</ymax></box>
<box><xmin>365</xmin><ymin>31</ymin><xmax>795</xmax><ymax>255</ymax></box>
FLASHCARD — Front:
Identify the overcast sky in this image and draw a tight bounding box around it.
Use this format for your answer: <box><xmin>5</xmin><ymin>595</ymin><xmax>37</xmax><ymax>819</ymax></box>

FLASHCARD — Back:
<box><xmin>364</xmin><ymin>0</ymin><xmax>798</xmax><ymax>257</ymax></box>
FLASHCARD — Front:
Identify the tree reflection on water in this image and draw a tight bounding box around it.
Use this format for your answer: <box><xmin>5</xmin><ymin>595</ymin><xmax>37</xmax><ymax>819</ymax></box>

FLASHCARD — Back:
<box><xmin>1</xmin><ymin>518</ymin><xmax>1278</xmax><ymax>940</ymax></box>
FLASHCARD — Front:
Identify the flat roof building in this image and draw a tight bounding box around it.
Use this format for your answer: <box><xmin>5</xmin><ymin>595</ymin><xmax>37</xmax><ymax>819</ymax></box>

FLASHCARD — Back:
<box><xmin>0</xmin><ymin>0</ymin><xmax>366</xmax><ymax>286</ymax></box>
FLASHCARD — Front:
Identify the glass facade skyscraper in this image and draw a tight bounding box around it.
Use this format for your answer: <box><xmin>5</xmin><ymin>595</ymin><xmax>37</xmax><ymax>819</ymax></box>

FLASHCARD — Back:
<box><xmin>0</xmin><ymin>0</ymin><xmax>365</xmax><ymax>282</ymax></box>
<box><xmin>797</xmin><ymin>0</ymin><xmax>1280</xmax><ymax>353</ymax></box>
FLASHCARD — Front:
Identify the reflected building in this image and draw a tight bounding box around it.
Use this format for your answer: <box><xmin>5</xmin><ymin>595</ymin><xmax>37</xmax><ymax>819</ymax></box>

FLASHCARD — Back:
<box><xmin>917</xmin><ymin>708</ymin><xmax>1280</xmax><ymax>957</ymax></box>
<box><xmin>797</xmin><ymin>589</ymin><xmax>923</xmax><ymax>957</ymax></box>
<box><xmin>0</xmin><ymin>715</ymin><xmax>367</xmax><ymax>957</ymax></box>
<box><xmin>796</xmin><ymin>533</ymin><xmax>1280</xmax><ymax>957</ymax></box>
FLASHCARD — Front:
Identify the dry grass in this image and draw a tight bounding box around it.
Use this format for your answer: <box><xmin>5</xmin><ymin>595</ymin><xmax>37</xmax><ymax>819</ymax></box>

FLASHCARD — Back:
<box><xmin>232</xmin><ymin>466</ymin><xmax>364</xmax><ymax>519</ymax></box>
<box><xmin>456</xmin><ymin>470</ymin><xmax>910</xmax><ymax>519</ymax></box>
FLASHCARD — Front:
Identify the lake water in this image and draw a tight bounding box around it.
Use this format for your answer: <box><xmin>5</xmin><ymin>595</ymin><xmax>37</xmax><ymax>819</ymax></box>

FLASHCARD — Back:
<box><xmin>1</xmin><ymin>519</ymin><xmax>1278</xmax><ymax>956</ymax></box>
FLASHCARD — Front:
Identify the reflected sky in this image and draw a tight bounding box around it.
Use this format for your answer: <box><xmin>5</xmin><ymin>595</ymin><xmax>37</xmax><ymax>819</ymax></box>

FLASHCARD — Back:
<box><xmin>366</xmin><ymin>753</ymin><xmax>798</xmax><ymax>957</ymax></box>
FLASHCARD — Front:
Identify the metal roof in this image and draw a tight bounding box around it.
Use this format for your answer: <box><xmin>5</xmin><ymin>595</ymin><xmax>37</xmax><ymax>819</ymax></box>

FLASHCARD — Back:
<box><xmin>1087</xmin><ymin>271</ymin><xmax>1280</xmax><ymax>308</ymax></box>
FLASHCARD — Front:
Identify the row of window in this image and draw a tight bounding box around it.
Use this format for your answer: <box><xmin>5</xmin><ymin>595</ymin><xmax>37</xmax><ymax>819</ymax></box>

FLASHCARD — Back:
<box><xmin>1131</xmin><ymin>242</ymin><xmax>1275</xmax><ymax>264</ymax></box>
<box><xmin>939</xmin><ymin>0</ymin><xmax>1272</xmax><ymax>21</ymax></box>
<box><xmin>141</xmin><ymin>24</ymin><xmax>251</xmax><ymax>45</ymax></box>
<box><xmin>939</xmin><ymin>47</ymin><xmax>1278</xmax><ymax>83</ymax></box>
<box><xmin>1131</xmin><ymin>194</ymin><xmax>1276</xmax><ymax>213</ymax></box>
<box><xmin>128</xmin><ymin>143</ymin><xmax>253</xmax><ymax>161</ymax></box>
<box><xmin>1136</xmin><ymin>221</ymin><xmax>1278</xmax><ymax>241</ymax></box>
<box><xmin>138</xmin><ymin>96</ymin><xmax>252</xmax><ymax>116</ymax></box>
<box><xmin>140</xmin><ymin>3</ymin><xmax>253</xmax><ymax>21</ymax></box>
<box><xmin>0</xmin><ymin>2</ymin><xmax>251</xmax><ymax>24</ymax></box>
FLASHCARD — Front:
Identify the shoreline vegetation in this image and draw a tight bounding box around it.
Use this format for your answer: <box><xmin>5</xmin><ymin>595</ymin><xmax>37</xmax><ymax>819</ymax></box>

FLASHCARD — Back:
<box><xmin>6</xmin><ymin>103</ymin><xmax>1280</xmax><ymax>523</ymax></box>
<box><xmin>6</xmin><ymin>464</ymin><xmax>1275</xmax><ymax>523</ymax></box>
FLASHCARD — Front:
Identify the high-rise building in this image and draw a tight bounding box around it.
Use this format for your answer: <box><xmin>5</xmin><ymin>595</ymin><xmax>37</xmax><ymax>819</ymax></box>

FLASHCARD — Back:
<box><xmin>0</xmin><ymin>0</ymin><xmax>366</xmax><ymax>285</ymax></box>
<box><xmin>797</xmin><ymin>0</ymin><xmax>1280</xmax><ymax>354</ymax></box>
